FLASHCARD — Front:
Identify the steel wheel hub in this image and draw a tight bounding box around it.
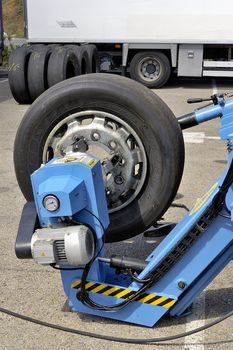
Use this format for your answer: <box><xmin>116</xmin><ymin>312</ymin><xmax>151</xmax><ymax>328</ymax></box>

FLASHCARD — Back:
<box><xmin>43</xmin><ymin>110</ymin><xmax>147</xmax><ymax>213</ymax></box>
<box><xmin>139</xmin><ymin>57</ymin><xmax>161</xmax><ymax>81</ymax></box>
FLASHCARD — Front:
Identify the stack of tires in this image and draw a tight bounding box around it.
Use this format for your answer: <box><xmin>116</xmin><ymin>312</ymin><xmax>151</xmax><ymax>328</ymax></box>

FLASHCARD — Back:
<box><xmin>8</xmin><ymin>44</ymin><xmax>99</xmax><ymax>104</ymax></box>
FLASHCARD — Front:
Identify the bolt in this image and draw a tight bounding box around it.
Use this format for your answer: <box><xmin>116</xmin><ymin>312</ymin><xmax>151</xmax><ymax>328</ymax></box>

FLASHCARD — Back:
<box><xmin>115</xmin><ymin>175</ymin><xmax>124</xmax><ymax>185</ymax></box>
<box><xmin>73</xmin><ymin>137</ymin><xmax>88</xmax><ymax>152</ymax></box>
<box><xmin>178</xmin><ymin>281</ymin><xmax>186</xmax><ymax>290</ymax></box>
<box><xmin>92</xmin><ymin>132</ymin><xmax>100</xmax><ymax>141</ymax></box>
<box><xmin>109</xmin><ymin>140</ymin><xmax>117</xmax><ymax>150</ymax></box>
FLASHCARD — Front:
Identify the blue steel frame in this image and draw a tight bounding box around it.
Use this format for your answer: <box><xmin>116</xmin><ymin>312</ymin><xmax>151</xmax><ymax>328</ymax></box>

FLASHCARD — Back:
<box><xmin>32</xmin><ymin>96</ymin><xmax>233</xmax><ymax>327</ymax></box>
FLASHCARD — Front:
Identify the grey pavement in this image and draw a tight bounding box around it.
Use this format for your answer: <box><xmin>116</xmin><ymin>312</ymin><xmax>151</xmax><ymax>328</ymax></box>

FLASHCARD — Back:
<box><xmin>0</xmin><ymin>77</ymin><xmax>233</xmax><ymax>350</ymax></box>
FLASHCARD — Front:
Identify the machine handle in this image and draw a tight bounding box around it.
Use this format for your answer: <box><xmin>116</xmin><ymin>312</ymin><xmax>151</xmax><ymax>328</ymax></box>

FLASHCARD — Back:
<box><xmin>187</xmin><ymin>97</ymin><xmax>212</xmax><ymax>104</ymax></box>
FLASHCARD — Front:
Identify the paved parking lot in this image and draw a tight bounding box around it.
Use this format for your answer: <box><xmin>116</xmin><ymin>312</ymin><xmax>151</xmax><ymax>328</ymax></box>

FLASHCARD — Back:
<box><xmin>0</xmin><ymin>76</ymin><xmax>232</xmax><ymax>350</ymax></box>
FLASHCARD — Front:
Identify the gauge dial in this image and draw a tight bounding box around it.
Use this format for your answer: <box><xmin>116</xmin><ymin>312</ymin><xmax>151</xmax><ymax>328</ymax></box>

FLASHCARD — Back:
<box><xmin>43</xmin><ymin>195</ymin><xmax>60</xmax><ymax>212</ymax></box>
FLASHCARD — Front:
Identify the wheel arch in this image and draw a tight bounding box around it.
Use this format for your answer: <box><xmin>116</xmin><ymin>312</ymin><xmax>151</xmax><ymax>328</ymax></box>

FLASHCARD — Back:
<box><xmin>128</xmin><ymin>49</ymin><xmax>172</xmax><ymax>66</ymax></box>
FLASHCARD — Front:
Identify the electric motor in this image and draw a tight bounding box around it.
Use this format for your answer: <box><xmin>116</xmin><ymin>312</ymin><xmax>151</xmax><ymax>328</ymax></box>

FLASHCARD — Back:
<box><xmin>31</xmin><ymin>225</ymin><xmax>95</xmax><ymax>266</ymax></box>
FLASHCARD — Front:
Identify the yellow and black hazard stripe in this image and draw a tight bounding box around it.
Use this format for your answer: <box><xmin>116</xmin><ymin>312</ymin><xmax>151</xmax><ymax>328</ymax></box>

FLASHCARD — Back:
<box><xmin>71</xmin><ymin>280</ymin><xmax>176</xmax><ymax>309</ymax></box>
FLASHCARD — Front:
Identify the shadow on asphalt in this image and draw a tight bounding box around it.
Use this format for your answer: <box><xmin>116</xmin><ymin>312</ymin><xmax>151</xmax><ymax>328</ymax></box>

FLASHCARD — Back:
<box><xmin>74</xmin><ymin>286</ymin><xmax>233</xmax><ymax>326</ymax></box>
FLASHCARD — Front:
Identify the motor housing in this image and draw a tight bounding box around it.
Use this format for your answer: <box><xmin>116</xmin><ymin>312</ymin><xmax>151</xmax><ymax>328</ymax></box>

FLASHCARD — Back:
<box><xmin>31</xmin><ymin>225</ymin><xmax>95</xmax><ymax>265</ymax></box>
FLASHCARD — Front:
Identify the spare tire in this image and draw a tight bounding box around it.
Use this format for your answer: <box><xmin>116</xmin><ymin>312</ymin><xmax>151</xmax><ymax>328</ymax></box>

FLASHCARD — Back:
<box><xmin>14</xmin><ymin>74</ymin><xmax>184</xmax><ymax>242</ymax></box>
<box><xmin>85</xmin><ymin>45</ymin><xmax>99</xmax><ymax>73</ymax></box>
<box><xmin>65</xmin><ymin>45</ymin><xmax>89</xmax><ymax>74</ymax></box>
<box><xmin>8</xmin><ymin>45</ymin><xmax>33</xmax><ymax>104</ymax></box>
<box><xmin>47</xmin><ymin>46</ymin><xmax>80</xmax><ymax>87</ymax></box>
<box><xmin>27</xmin><ymin>45</ymin><xmax>52</xmax><ymax>101</ymax></box>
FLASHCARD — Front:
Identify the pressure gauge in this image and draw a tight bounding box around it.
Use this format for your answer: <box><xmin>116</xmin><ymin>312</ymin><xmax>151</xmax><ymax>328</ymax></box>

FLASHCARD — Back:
<box><xmin>43</xmin><ymin>195</ymin><xmax>60</xmax><ymax>212</ymax></box>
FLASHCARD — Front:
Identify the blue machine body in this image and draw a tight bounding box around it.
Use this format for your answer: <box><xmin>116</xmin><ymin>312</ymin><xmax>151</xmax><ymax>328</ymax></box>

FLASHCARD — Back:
<box><xmin>31</xmin><ymin>97</ymin><xmax>233</xmax><ymax>327</ymax></box>
<box><xmin>31</xmin><ymin>154</ymin><xmax>109</xmax><ymax>233</ymax></box>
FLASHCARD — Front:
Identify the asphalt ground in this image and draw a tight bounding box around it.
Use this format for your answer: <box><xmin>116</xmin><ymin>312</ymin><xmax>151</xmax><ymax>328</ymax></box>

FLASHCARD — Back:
<box><xmin>0</xmin><ymin>76</ymin><xmax>233</xmax><ymax>350</ymax></box>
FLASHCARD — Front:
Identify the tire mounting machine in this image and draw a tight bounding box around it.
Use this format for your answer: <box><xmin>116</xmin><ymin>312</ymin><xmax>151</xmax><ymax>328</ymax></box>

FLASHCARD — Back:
<box><xmin>15</xmin><ymin>94</ymin><xmax>233</xmax><ymax>327</ymax></box>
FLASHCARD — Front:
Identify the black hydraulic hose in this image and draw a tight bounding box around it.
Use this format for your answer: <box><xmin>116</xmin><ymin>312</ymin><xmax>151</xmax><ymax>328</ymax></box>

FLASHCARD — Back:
<box><xmin>212</xmin><ymin>159</ymin><xmax>233</xmax><ymax>210</ymax></box>
<box><xmin>0</xmin><ymin>306</ymin><xmax>232</xmax><ymax>345</ymax></box>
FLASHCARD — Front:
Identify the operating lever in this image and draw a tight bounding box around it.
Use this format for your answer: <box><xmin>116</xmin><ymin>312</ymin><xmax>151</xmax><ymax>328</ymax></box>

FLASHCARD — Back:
<box><xmin>187</xmin><ymin>97</ymin><xmax>212</xmax><ymax>104</ymax></box>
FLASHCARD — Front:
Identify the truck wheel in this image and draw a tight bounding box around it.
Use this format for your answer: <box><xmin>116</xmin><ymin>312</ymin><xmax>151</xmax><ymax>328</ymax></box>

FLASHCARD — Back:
<box><xmin>27</xmin><ymin>45</ymin><xmax>52</xmax><ymax>101</ymax></box>
<box><xmin>47</xmin><ymin>46</ymin><xmax>80</xmax><ymax>87</ymax></box>
<box><xmin>14</xmin><ymin>74</ymin><xmax>184</xmax><ymax>242</ymax></box>
<box><xmin>85</xmin><ymin>45</ymin><xmax>100</xmax><ymax>73</ymax></box>
<box><xmin>8</xmin><ymin>45</ymin><xmax>33</xmax><ymax>104</ymax></box>
<box><xmin>130</xmin><ymin>51</ymin><xmax>171</xmax><ymax>88</ymax></box>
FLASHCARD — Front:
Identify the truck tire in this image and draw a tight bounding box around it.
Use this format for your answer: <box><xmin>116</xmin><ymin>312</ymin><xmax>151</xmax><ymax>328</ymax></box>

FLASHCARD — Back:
<box><xmin>85</xmin><ymin>45</ymin><xmax>99</xmax><ymax>73</ymax></box>
<box><xmin>27</xmin><ymin>45</ymin><xmax>52</xmax><ymax>101</ymax></box>
<box><xmin>130</xmin><ymin>51</ymin><xmax>171</xmax><ymax>88</ymax></box>
<box><xmin>14</xmin><ymin>74</ymin><xmax>184</xmax><ymax>242</ymax></box>
<box><xmin>8</xmin><ymin>45</ymin><xmax>33</xmax><ymax>104</ymax></box>
<box><xmin>65</xmin><ymin>45</ymin><xmax>89</xmax><ymax>74</ymax></box>
<box><xmin>47</xmin><ymin>46</ymin><xmax>80</xmax><ymax>87</ymax></box>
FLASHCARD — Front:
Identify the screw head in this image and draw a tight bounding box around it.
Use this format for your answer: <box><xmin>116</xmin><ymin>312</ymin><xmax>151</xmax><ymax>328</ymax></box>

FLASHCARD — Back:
<box><xmin>178</xmin><ymin>281</ymin><xmax>186</xmax><ymax>289</ymax></box>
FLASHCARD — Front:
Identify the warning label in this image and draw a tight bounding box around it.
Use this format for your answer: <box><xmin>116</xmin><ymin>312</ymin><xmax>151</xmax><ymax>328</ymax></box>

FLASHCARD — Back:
<box><xmin>53</xmin><ymin>154</ymin><xmax>97</xmax><ymax>167</ymax></box>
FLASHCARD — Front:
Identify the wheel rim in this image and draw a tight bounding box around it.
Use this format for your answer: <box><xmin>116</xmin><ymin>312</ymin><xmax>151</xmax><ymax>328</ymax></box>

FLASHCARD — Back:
<box><xmin>138</xmin><ymin>57</ymin><xmax>161</xmax><ymax>82</ymax></box>
<box><xmin>42</xmin><ymin>110</ymin><xmax>147</xmax><ymax>213</ymax></box>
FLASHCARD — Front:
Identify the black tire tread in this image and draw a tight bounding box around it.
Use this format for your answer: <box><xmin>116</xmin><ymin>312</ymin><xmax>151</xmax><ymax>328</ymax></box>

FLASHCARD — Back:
<box><xmin>8</xmin><ymin>45</ymin><xmax>32</xmax><ymax>104</ymax></box>
<box><xmin>27</xmin><ymin>45</ymin><xmax>52</xmax><ymax>101</ymax></box>
<box><xmin>85</xmin><ymin>44</ymin><xmax>99</xmax><ymax>73</ymax></box>
<box><xmin>47</xmin><ymin>46</ymin><xmax>80</xmax><ymax>87</ymax></box>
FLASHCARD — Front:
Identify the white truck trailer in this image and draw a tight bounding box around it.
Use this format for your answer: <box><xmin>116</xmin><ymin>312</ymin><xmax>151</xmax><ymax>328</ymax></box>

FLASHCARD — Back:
<box><xmin>8</xmin><ymin>0</ymin><xmax>233</xmax><ymax>103</ymax></box>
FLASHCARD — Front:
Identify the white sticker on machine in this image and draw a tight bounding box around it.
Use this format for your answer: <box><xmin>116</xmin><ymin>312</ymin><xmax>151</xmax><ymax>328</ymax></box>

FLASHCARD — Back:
<box><xmin>53</xmin><ymin>154</ymin><xmax>97</xmax><ymax>167</ymax></box>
